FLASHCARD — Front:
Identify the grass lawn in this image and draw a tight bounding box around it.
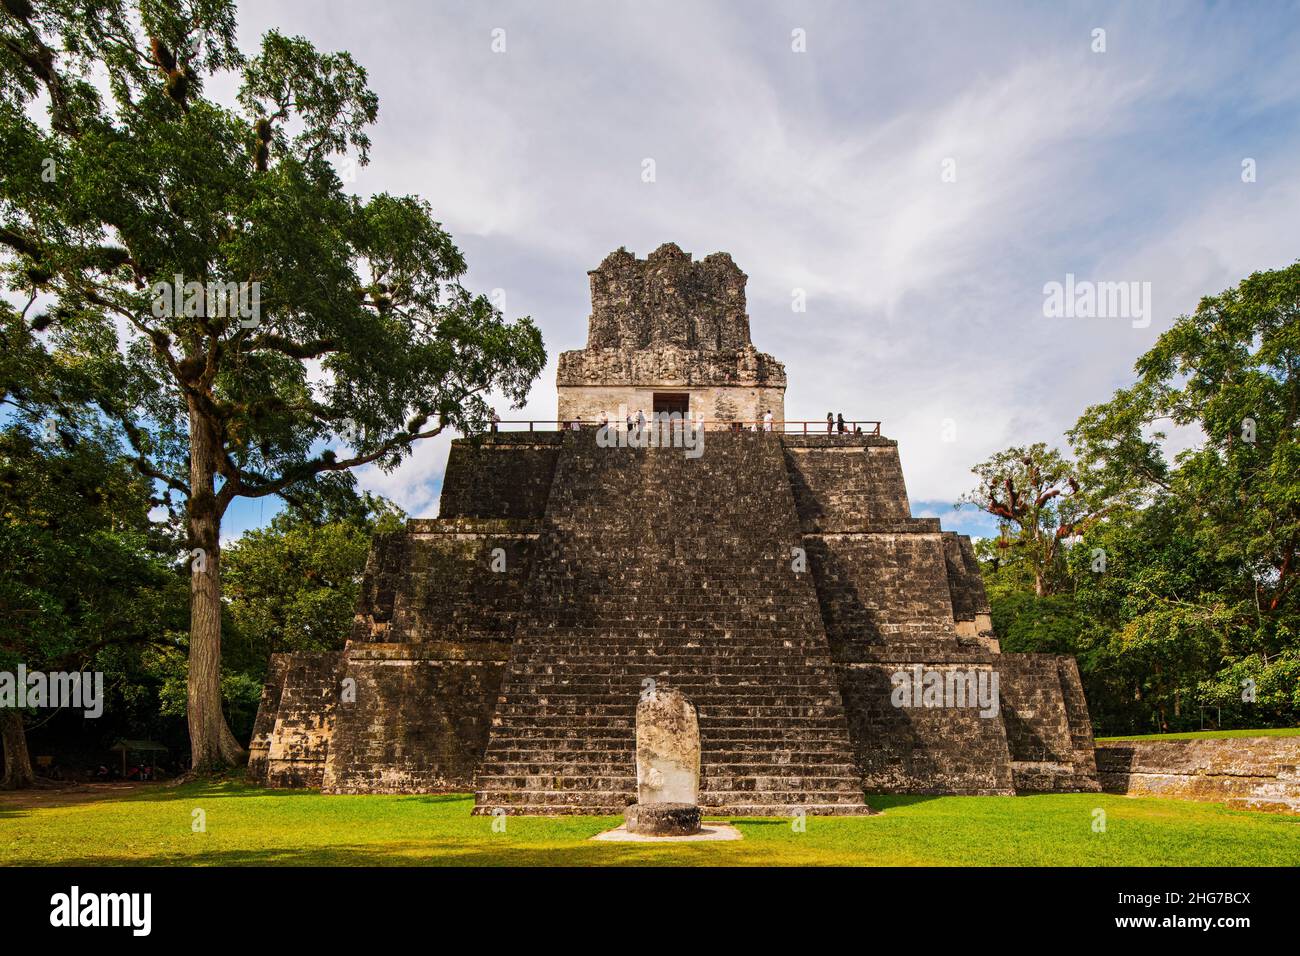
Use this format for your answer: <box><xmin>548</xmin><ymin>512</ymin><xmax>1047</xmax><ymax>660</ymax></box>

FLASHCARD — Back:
<box><xmin>3</xmin><ymin>781</ymin><xmax>1298</xmax><ymax>866</ymax></box>
<box><xmin>1096</xmin><ymin>728</ymin><xmax>1300</xmax><ymax>742</ymax></box>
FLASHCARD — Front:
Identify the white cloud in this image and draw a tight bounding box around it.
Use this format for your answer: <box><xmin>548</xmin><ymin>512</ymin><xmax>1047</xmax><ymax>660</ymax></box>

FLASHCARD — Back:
<box><xmin>234</xmin><ymin>1</ymin><xmax>1300</xmax><ymax>514</ymax></box>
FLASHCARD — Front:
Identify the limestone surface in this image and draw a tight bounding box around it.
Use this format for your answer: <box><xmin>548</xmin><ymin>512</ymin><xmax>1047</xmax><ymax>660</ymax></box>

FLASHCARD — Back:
<box><xmin>635</xmin><ymin>688</ymin><xmax>700</xmax><ymax>806</ymax></box>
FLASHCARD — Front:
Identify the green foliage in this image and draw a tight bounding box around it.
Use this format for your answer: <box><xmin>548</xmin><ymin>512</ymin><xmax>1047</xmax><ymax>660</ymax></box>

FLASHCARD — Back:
<box><xmin>0</xmin><ymin>390</ymin><xmax>191</xmax><ymax>762</ymax></box>
<box><xmin>221</xmin><ymin>493</ymin><xmax>404</xmax><ymax>679</ymax></box>
<box><xmin>1071</xmin><ymin>262</ymin><xmax>1300</xmax><ymax>622</ymax></box>
<box><xmin>1</xmin><ymin>1</ymin><xmax>545</xmax><ymax>765</ymax></box>
<box><xmin>989</xmin><ymin>591</ymin><xmax>1088</xmax><ymax>655</ymax></box>
<box><xmin>975</xmin><ymin>263</ymin><xmax>1300</xmax><ymax>735</ymax></box>
<box><xmin>0</xmin><ymin>409</ymin><xmax>185</xmax><ymax>675</ymax></box>
<box><xmin>960</xmin><ymin>441</ymin><xmax>1140</xmax><ymax>596</ymax></box>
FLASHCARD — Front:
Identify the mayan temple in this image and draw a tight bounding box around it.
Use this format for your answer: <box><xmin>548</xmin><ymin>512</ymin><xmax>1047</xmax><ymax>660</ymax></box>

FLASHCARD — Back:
<box><xmin>249</xmin><ymin>243</ymin><xmax>1101</xmax><ymax>813</ymax></box>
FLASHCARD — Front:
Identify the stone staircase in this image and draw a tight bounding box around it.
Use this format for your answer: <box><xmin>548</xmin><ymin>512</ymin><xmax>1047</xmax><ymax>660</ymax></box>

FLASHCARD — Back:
<box><xmin>472</xmin><ymin>429</ymin><xmax>871</xmax><ymax>814</ymax></box>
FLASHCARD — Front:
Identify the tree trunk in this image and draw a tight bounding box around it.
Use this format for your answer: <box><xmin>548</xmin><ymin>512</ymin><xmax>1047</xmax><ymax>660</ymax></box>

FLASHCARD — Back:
<box><xmin>186</xmin><ymin>404</ymin><xmax>246</xmax><ymax>773</ymax></box>
<box><xmin>1154</xmin><ymin>663</ymin><xmax>1168</xmax><ymax>733</ymax></box>
<box><xmin>1</xmin><ymin>708</ymin><xmax>35</xmax><ymax>790</ymax></box>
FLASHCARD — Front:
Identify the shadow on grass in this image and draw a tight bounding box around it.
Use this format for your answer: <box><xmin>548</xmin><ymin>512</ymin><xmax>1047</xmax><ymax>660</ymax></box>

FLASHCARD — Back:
<box><xmin>4</xmin><ymin>838</ymin><xmax>769</xmax><ymax>868</ymax></box>
<box><xmin>865</xmin><ymin>794</ymin><xmax>942</xmax><ymax>810</ymax></box>
<box><xmin>0</xmin><ymin>783</ymin><xmax>476</xmax><ymax>826</ymax></box>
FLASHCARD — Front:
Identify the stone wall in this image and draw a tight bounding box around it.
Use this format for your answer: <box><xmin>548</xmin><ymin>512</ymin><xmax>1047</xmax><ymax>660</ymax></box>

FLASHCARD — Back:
<box><xmin>777</xmin><ymin>434</ymin><xmax>1093</xmax><ymax>795</ymax></box>
<box><xmin>251</xmin><ymin>427</ymin><xmax>1102</xmax><ymax>802</ymax></box>
<box><xmin>805</xmin><ymin>533</ymin><xmax>974</xmax><ymax>658</ymax></box>
<box><xmin>1097</xmin><ymin>736</ymin><xmax>1300</xmax><ymax>813</ymax></box>
<box><xmin>998</xmin><ymin>655</ymin><xmax>1100</xmax><ymax>792</ymax></box>
<box><xmin>584</xmin><ymin>243</ymin><xmax>752</xmax><ymax>351</ymax></box>
<box><xmin>556</xmin><ymin>382</ymin><xmax>785</xmax><ymax>427</ymax></box>
<box><xmin>473</xmin><ymin>429</ymin><xmax>870</xmax><ymax>815</ymax></box>
<box><xmin>783</xmin><ymin>439</ymin><xmax>915</xmax><ymax>531</ymax></box>
<box><xmin>321</xmin><ymin>509</ymin><xmax>539</xmax><ymax>792</ymax></box>
<box><xmin>942</xmin><ymin>532</ymin><xmax>996</xmax><ymax>648</ymax></box>
<box><xmin>382</xmin><ymin>523</ymin><xmax>540</xmax><ymax>645</ymax></box>
<box><xmin>322</xmin><ymin>643</ymin><xmax>509</xmax><ymax>793</ymax></box>
<box><xmin>259</xmin><ymin>651</ymin><xmax>346</xmax><ymax>788</ymax></box>
<box><xmin>556</xmin><ymin>244</ymin><xmax>787</xmax><ymax>425</ymax></box>
<box><xmin>250</xmin><ymin>432</ymin><xmax>558</xmax><ymax>793</ymax></box>
<box><xmin>837</xmin><ymin>662</ymin><xmax>1015</xmax><ymax>794</ymax></box>
<box><xmin>247</xmin><ymin>653</ymin><xmax>290</xmax><ymax>782</ymax></box>
<box><xmin>439</xmin><ymin>433</ymin><xmax>561</xmax><ymax>519</ymax></box>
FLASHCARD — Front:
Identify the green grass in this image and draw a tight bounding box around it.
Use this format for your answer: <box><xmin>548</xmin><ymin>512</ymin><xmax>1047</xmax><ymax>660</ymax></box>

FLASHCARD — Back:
<box><xmin>1096</xmin><ymin>727</ymin><xmax>1300</xmax><ymax>742</ymax></box>
<box><xmin>3</xmin><ymin>782</ymin><xmax>1298</xmax><ymax>866</ymax></box>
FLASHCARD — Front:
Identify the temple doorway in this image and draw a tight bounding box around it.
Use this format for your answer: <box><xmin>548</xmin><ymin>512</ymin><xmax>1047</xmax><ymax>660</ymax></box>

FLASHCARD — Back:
<box><xmin>652</xmin><ymin>392</ymin><xmax>690</xmax><ymax>417</ymax></box>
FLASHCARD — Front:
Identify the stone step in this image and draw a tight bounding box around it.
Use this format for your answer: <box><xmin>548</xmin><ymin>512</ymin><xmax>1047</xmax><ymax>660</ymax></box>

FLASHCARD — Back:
<box><xmin>485</xmin><ymin>729</ymin><xmax>858</xmax><ymax>744</ymax></box>
<box><xmin>477</xmin><ymin>759</ymin><xmax>858</xmax><ymax>776</ymax></box>
<box><xmin>475</xmin><ymin>774</ymin><xmax>863</xmax><ymax>790</ymax></box>
<box><xmin>492</xmin><ymin>703</ymin><xmax>844</xmax><ymax>718</ymax></box>
<box><xmin>484</xmin><ymin>739</ymin><xmax>857</xmax><ymax>754</ymax></box>
<box><xmin>489</xmin><ymin>713</ymin><xmax>850</xmax><ymax>727</ymax></box>
<box><xmin>471</xmin><ymin>800</ymin><xmax>873</xmax><ymax>816</ymax></box>
<box><xmin>472</xmin><ymin>429</ymin><xmax>869</xmax><ymax>815</ymax></box>
<box><xmin>509</xmin><ymin>655</ymin><xmax>837</xmax><ymax>662</ymax></box>
<box><xmin>473</xmin><ymin>790</ymin><xmax>870</xmax><ymax>811</ymax></box>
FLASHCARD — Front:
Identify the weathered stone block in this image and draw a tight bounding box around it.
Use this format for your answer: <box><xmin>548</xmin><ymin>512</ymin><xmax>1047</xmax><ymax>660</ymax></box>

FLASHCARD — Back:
<box><xmin>625</xmin><ymin>802</ymin><xmax>703</xmax><ymax>836</ymax></box>
<box><xmin>1098</xmin><ymin>736</ymin><xmax>1300</xmax><ymax>813</ymax></box>
<box><xmin>636</xmin><ymin>688</ymin><xmax>700</xmax><ymax>806</ymax></box>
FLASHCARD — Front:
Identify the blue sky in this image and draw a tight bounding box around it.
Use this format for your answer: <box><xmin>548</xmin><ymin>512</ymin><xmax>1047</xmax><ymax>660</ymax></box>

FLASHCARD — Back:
<box><xmin>203</xmin><ymin>1</ymin><xmax>1300</xmax><ymax>540</ymax></box>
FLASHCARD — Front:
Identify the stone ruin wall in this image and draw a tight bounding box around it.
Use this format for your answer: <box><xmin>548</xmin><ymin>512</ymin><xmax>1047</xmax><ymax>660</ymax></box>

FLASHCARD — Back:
<box><xmin>1097</xmin><ymin>736</ymin><xmax>1300</xmax><ymax>814</ymax></box>
<box><xmin>779</xmin><ymin>435</ymin><xmax>1097</xmax><ymax>795</ymax></box>
<box><xmin>584</xmin><ymin>244</ymin><xmax>752</xmax><ymax>352</ymax></box>
<box><xmin>250</xmin><ymin>430</ymin><xmax>1103</xmax><ymax>799</ymax></box>
<box><xmin>249</xmin><ymin>245</ymin><xmax>1103</xmax><ymax>803</ymax></box>
<box><xmin>557</xmin><ymin>244</ymin><xmax>787</xmax><ymax>425</ymax></box>
<box><xmin>250</xmin><ymin>436</ymin><xmax>564</xmax><ymax>793</ymax></box>
<box><xmin>556</xmin><ymin>382</ymin><xmax>787</xmax><ymax>428</ymax></box>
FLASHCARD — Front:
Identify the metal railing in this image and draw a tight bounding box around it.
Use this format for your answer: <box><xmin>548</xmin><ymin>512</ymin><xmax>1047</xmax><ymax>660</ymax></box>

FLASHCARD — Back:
<box><xmin>482</xmin><ymin>419</ymin><xmax>882</xmax><ymax>435</ymax></box>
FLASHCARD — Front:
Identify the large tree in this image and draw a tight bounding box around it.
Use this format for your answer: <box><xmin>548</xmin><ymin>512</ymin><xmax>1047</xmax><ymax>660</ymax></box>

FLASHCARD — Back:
<box><xmin>1070</xmin><ymin>263</ymin><xmax>1300</xmax><ymax>728</ymax></box>
<box><xmin>1071</xmin><ymin>262</ymin><xmax>1300</xmax><ymax>619</ymax></box>
<box><xmin>959</xmin><ymin>442</ymin><xmax>1135</xmax><ymax>596</ymax></box>
<box><xmin>1</xmin><ymin>1</ymin><xmax>545</xmax><ymax>771</ymax></box>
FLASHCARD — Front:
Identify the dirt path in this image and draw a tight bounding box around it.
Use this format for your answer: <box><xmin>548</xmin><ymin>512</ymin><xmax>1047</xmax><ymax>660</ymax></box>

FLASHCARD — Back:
<box><xmin>0</xmin><ymin>781</ymin><xmax>170</xmax><ymax>810</ymax></box>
